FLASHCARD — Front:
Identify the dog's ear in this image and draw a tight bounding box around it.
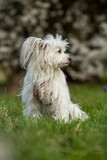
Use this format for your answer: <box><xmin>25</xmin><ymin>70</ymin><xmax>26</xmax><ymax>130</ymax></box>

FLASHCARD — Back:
<box><xmin>20</xmin><ymin>37</ymin><xmax>44</xmax><ymax>69</ymax></box>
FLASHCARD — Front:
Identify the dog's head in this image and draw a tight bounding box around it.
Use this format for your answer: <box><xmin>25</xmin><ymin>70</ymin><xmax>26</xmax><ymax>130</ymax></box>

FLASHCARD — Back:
<box><xmin>20</xmin><ymin>34</ymin><xmax>71</xmax><ymax>70</ymax></box>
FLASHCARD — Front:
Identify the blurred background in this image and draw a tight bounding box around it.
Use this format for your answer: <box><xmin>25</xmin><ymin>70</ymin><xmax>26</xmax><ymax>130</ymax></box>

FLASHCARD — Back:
<box><xmin>0</xmin><ymin>0</ymin><xmax>107</xmax><ymax>94</ymax></box>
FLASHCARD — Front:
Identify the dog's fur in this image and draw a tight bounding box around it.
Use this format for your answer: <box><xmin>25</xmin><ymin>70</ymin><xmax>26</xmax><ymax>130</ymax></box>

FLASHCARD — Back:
<box><xmin>20</xmin><ymin>34</ymin><xmax>88</xmax><ymax>122</ymax></box>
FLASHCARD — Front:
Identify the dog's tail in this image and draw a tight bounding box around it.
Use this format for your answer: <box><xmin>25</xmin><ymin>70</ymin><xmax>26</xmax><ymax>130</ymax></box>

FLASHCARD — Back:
<box><xmin>20</xmin><ymin>37</ymin><xmax>42</xmax><ymax>69</ymax></box>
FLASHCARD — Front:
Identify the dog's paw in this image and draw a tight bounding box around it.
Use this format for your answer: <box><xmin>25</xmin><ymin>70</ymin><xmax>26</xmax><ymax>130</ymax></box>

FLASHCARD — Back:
<box><xmin>73</xmin><ymin>109</ymin><xmax>88</xmax><ymax>121</ymax></box>
<box><xmin>69</xmin><ymin>104</ymin><xmax>88</xmax><ymax>121</ymax></box>
<box><xmin>78</xmin><ymin>111</ymin><xmax>88</xmax><ymax>121</ymax></box>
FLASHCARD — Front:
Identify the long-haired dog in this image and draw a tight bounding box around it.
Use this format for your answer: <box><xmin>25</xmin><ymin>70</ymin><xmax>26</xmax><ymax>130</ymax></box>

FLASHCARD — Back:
<box><xmin>20</xmin><ymin>34</ymin><xmax>88</xmax><ymax>122</ymax></box>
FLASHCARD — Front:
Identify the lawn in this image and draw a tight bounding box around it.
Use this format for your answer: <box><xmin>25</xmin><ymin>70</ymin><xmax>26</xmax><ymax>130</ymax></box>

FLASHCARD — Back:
<box><xmin>0</xmin><ymin>84</ymin><xmax>107</xmax><ymax>160</ymax></box>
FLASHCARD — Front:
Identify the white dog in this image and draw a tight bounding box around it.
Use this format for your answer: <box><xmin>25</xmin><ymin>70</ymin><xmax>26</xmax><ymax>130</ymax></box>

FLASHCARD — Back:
<box><xmin>20</xmin><ymin>34</ymin><xmax>88</xmax><ymax>122</ymax></box>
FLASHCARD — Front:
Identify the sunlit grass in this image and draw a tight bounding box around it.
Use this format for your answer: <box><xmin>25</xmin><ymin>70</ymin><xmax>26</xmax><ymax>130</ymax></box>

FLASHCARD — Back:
<box><xmin>0</xmin><ymin>84</ymin><xmax>107</xmax><ymax>160</ymax></box>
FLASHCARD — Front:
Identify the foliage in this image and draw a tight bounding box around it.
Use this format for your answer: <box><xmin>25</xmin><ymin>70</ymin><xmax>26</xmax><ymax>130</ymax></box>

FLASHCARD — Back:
<box><xmin>0</xmin><ymin>0</ymin><xmax>107</xmax><ymax>81</ymax></box>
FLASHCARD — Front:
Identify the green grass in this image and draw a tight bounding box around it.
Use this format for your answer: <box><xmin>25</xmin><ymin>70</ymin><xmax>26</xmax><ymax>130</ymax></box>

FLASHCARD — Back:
<box><xmin>0</xmin><ymin>84</ymin><xmax>107</xmax><ymax>160</ymax></box>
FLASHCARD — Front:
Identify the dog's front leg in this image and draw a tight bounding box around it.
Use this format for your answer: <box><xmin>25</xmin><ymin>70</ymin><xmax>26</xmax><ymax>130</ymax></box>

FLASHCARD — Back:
<box><xmin>51</xmin><ymin>102</ymin><xmax>70</xmax><ymax>123</ymax></box>
<box><xmin>38</xmin><ymin>84</ymin><xmax>70</xmax><ymax>122</ymax></box>
<box><xmin>23</xmin><ymin>101</ymin><xmax>42</xmax><ymax>118</ymax></box>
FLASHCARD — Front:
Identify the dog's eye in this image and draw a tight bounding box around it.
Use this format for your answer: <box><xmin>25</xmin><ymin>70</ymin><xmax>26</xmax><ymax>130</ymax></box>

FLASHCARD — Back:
<box><xmin>58</xmin><ymin>49</ymin><xmax>61</xmax><ymax>53</ymax></box>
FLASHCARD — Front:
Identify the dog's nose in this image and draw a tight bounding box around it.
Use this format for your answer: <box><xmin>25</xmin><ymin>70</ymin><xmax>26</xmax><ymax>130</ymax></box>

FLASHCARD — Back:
<box><xmin>68</xmin><ymin>57</ymin><xmax>72</xmax><ymax>62</ymax></box>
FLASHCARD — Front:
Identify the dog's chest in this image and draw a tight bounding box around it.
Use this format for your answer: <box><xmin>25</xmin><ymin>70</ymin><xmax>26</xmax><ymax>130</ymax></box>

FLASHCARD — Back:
<box><xmin>54</xmin><ymin>70</ymin><xmax>70</xmax><ymax>101</ymax></box>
